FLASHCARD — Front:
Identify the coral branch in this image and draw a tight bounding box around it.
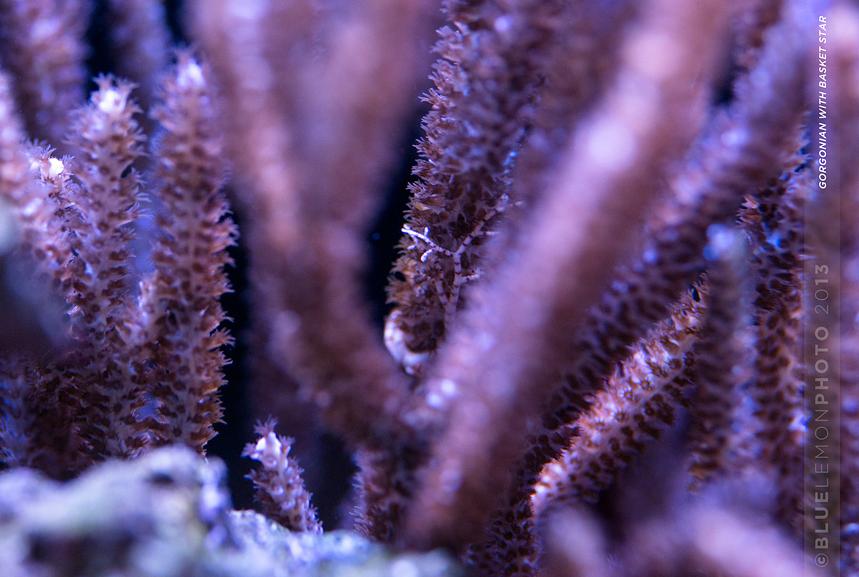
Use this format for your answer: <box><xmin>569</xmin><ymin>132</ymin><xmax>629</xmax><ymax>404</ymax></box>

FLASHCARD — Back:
<box><xmin>244</xmin><ymin>419</ymin><xmax>321</xmax><ymax>534</ymax></box>
<box><xmin>190</xmin><ymin>0</ymin><xmax>320</xmax><ymax>468</ymax></box>
<box><xmin>191</xmin><ymin>0</ymin><xmax>308</xmax><ymax>240</ymax></box>
<box><xmin>63</xmin><ymin>77</ymin><xmax>146</xmax><ymax>459</ymax></box>
<box><xmin>0</xmin><ymin>0</ymin><xmax>89</xmax><ymax>144</ymax></box>
<box><xmin>740</xmin><ymin>162</ymin><xmax>810</xmax><ymax>532</ymax></box>
<box><xmin>687</xmin><ymin>226</ymin><xmax>755</xmax><ymax>486</ymax></box>
<box><xmin>194</xmin><ymin>0</ymin><xmax>425</xmax><ymax>449</ymax></box>
<box><xmin>386</xmin><ymin>0</ymin><xmax>568</xmax><ymax>364</ymax></box>
<box><xmin>140</xmin><ymin>54</ymin><xmax>235</xmax><ymax>452</ymax></box>
<box><xmin>477</xmin><ymin>289</ymin><xmax>703</xmax><ymax>577</ymax></box>
<box><xmin>195</xmin><ymin>0</ymin><xmax>436</xmax><ymax>540</ymax></box>
<box><xmin>534</xmin><ymin>289</ymin><xmax>705</xmax><ymax>513</ymax></box>
<box><xmin>504</xmin><ymin>0</ymin><xmax>636</xmax><ymax>230</ymax></box>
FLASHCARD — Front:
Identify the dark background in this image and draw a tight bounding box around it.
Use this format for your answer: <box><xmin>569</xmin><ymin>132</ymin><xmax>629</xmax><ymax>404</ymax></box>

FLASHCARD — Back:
<box><xmin>85</xmin><ymin>0</ymin><xmax>424</xmax><ymax>526</ymax></box>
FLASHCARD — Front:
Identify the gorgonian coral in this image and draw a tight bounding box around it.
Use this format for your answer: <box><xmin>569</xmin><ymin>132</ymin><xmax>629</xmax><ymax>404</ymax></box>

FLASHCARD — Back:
<box><xmin>0</xmin><ymin>0</ymin><xmax>854</xmax><ymax>576</ymax></box>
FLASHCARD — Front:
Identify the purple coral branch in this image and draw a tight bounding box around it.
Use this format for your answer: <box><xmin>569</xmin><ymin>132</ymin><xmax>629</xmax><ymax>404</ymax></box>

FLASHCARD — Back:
<box><xmin>244</xmin><ymin>419</ymin><xmax>322</xmax><ymax>534</ymax></box>
<box><xmin>140</xmin><ymin>53</ymin><xmax>235</xmax><ymax>451</ymax></box>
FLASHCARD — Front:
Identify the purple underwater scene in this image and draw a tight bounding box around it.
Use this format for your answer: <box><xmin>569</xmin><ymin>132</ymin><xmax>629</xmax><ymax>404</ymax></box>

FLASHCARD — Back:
<box><xmin>0</xmin><ymin>0</ymin><xmax>855</xmax><ymax>576</ymax></box>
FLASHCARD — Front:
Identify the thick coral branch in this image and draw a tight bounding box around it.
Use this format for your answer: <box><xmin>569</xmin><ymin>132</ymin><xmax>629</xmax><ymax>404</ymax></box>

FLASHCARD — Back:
<box><xmin>195</xmin><ymin>0</ymin><xmax>436</xmax><ymax>541</ymax></box>
<box><xmin>503</xmin><ymin>0</ymin><xmax>637</xmax><ymax>233</ymax></box>
<box><xmin>194</xmin><ymin>0</ymin><xmax>427</xmax><ymax>451</ymax></box>
<box><xmin>191</xmin><ymin>0</ymin><xmax>321</xmax><ymax>471</ymax></box>
<box><xmin>0</xmin><ymin>70</ymin><xmax>80</xmax><ymax>472</ymax></box>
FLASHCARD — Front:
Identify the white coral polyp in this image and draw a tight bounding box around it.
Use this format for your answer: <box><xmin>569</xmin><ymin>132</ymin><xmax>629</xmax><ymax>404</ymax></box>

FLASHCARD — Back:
<box><xmin>251</xmin><ymin>432</ymin><xmax>283</xmax><ymax>469</ymax></box>
<box><xmin>97</xmin><ymin>88</ymin><xmax>126</xmax><ymax>114</ymax></box>
<box><xmin>177</xmin><ymin>60</ymin><xmax>205</xmax><ymax>89</ymax></box>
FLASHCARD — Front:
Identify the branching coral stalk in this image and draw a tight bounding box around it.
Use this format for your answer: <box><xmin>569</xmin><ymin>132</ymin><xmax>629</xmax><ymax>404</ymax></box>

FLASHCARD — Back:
<box><xmin>534</xmin><ymin>289</ymin><xmax>705</xmax><ymax>514</ymax></box>
<box><xmin>0</xmin><ymin>0</ymin><xmax>89</xmax><ymax>145</ymax></box>
<box><xmin>0</xmin><ymin>70</ymin><xmax>80</xmax><ymax>473</ymax></box>
<box><xmin>277</xmin><ymin>0</ymin><xmax>435</xmax><ymax>443</ymax></box>
<box><xmin>192</xmin><ymin>0</ymin><xmax>318</xmax><ymax>251</ymax></box>
<box><xmin>63</xmin><ymin>78</ymin><xmax>145</xmax><ymax>460</ymax></box>
<box><xmin>191</xmin><ymin>0</ymin><xmax>320</xmax><ymax>465</ymax></box>
<box><xmin>297</xmin><ymin>0</ymin><xmax>437</xmax><ymax>537</ymax></box>
<box><xmin>407</xmin><ymin>0</ymin><xmax>730</xmax><ymax>550</ymax></box>
<box><xmin>386</xmin><ymin>0</ymin><xmax>568</xmax><ymax>364</ymax></box>
<box><xmin>244</xmin><ymin>420</ymin><xmax>321</xmax><ymax>534</ymax></box>
<box><xmin>740</xmin><ymin>164</ymin><xmax>810</xmax><ymax>532</ymax></box>
<box><xmin>476</xmin><ymin>289</ymin><xmax>704</xmax><ymax>577</ymax></box>
<box><xmin>139</xmin><ymin>54</ymin><xmax>235</xmax><ymax>452</ymax></box>
<box><xmin>687</xmin><ymin>227</ymin><xmax>755</xmax><ymax>486</ymax></box>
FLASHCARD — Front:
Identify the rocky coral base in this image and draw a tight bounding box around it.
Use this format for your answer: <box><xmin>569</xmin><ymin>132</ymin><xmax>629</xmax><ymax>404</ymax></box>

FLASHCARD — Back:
<box><xmin>0</xmin><ymin>447</ymin><xmax>459</xmax><ymax>577</ymax></box>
